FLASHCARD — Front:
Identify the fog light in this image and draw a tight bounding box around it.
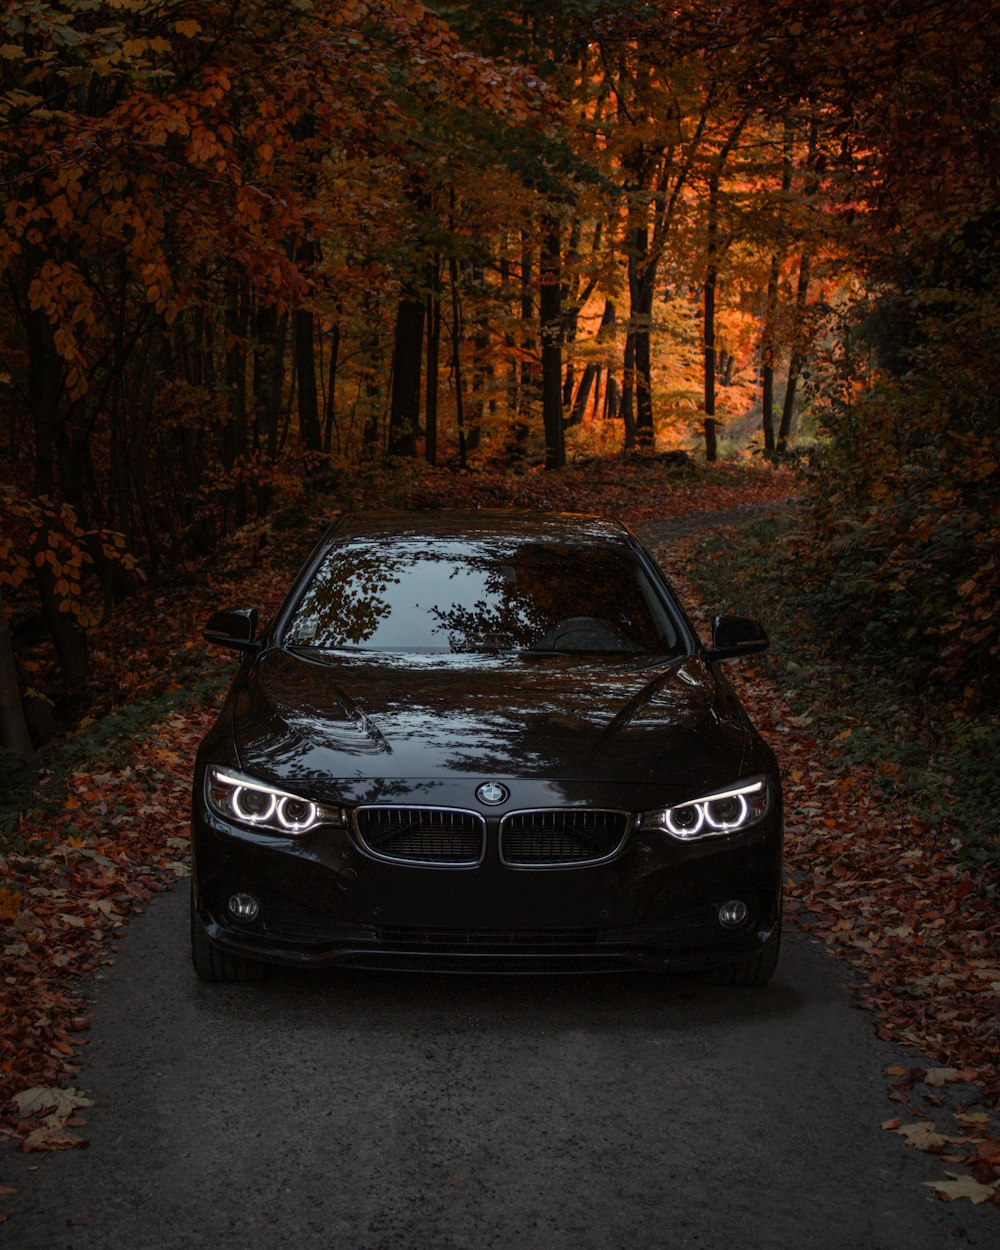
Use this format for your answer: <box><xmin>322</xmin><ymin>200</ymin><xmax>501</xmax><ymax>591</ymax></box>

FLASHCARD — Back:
<box><xmin>718</xmin><ymin>899</ymin><xmax>749</xmax><ymax>928</ymax></box>
<box><xmin>228</xmin><ymin>892</ymin><xmax>260</xmax><ymax>922</ymax></box>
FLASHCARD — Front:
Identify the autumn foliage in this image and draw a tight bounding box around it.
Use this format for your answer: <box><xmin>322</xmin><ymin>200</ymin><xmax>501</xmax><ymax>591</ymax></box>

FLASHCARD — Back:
<box><xmin>1</xmin><ymin>0</ymin><xmax>995</xmax><ymax>729</ymax></box>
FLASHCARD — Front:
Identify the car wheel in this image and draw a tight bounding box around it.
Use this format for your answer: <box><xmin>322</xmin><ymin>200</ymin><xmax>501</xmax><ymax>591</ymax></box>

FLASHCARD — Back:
<box><xmin>709</xmin><ymin>915</ymin><xmax>781</xmax><ymax>988</ymax></box>
<box><xmin>190</xmin><ymin>891</ymin><xmax>267</xmax><ymax>983</ymax></box>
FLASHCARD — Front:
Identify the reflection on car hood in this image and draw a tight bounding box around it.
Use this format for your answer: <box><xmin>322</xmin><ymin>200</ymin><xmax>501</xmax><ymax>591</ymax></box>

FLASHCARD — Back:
<box><xmin>232</xmin><ymin>648</ymin><xmax>748</xmax><ymax>793</ymax></box>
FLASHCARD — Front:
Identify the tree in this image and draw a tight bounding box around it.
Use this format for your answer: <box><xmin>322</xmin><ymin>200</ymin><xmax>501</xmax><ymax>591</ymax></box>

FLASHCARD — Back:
<box><xmin>701</xmin><ymin>113</ymin><xmax>750</xmax><ymax>461</ymax></box>
<box><xmin>0</xmin><ymin>0</ymin><xmax>558</xmax><ymax>684</ymax></box>
<box><xmin>0</xmin><ymin>589</ymin><xmax>32</xmax><ymax>760</ymax></box>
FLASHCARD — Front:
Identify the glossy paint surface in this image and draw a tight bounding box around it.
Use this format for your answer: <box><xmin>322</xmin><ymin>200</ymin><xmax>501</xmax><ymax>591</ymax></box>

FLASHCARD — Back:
<box><xmin>232</xmin><ymin>649</ymin><xmax>750</xmax><ymax>802</ymax></box>
<box><xmin>191</xmin><ymin>511</ymin><xmax>782</xmax><ymax>974</ymax></box>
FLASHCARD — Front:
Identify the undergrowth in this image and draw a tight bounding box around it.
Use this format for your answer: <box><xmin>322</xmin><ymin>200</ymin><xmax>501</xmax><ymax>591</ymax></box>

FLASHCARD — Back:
<box><xmin>688</xmin><ymin>511</ymin><xmax>999</xmax><ymax>869</ymax></box>
<box><xmin>0</xmin><ymin>646</ymin><xmax>230</xmax><ymax>853</ymax></box>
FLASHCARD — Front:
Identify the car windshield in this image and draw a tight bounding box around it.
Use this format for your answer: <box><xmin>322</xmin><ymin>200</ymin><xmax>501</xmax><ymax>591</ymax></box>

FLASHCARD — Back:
<box><xmin>282</xmin><ymin>536</ymin><xmax>682</xmax><ymax>656</ymax></box>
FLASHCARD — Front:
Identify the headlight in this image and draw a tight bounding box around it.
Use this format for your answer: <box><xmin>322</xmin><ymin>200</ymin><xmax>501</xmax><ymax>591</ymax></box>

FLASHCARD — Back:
<box><xmin>639</xmin><ymin>778</ymin><xmax>771</xmax><ymax>842</ymax></box>
<box><xmin>205</xmin><ymin>768</ymin><xmax>345</xmax><ymax>836</ymax></box>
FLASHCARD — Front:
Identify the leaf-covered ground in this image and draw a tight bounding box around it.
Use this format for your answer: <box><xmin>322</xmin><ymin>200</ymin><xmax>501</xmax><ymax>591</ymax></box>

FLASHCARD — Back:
<box><xmin>654</xmin><ymin>534</ymin><xmax>1000</xmax><ymax>1207</ymax></box>
<box><xmin>2</xmin><ymin>461</ymin><xmax>997</xmax><ymax>1206</ymax></box>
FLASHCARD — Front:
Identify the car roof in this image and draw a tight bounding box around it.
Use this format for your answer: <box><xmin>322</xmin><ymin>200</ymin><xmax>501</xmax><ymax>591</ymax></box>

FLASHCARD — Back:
<box><xmin>330</xmin><ymin>509</ymin><xmax>633</xmax><ymax>545</ymax></box>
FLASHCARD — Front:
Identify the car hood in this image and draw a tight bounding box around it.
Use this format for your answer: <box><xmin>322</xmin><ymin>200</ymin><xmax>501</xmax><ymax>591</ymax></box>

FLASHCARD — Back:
<box><xmin>230</xmin><ymin>648</ymin><xmax>749</xmax><ymax>799</ymax></box>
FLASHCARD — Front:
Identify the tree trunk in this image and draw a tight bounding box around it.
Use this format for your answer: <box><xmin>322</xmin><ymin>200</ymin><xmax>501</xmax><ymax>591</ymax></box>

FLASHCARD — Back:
<box><xmin>604</xmin><ymin>374</ymin><xmax>620</xmax><ymax>421</ymax></box>
<box><xmin>778</xmin><ymin>117</ymin><xmax>819</xmax><ymax>456</ymax></box>
<box><xmin>569</xmin><ymin>363</ymin><xmax>598</xmax><ymax>426</ymax></box>
<box><xmin>761</xmin><ymin>116</ymin><xmax>794</xmax><ymax>459</ymax></box>
<box><xmin>634</xmin><ymin>273</ymin><xmax>655</xmax><ymax>444</ymax></box>
<box><xmin>568</xmin><ymin>299</ymin><xmax>616</xmax><ymax>427</ymax></box>
<box><xmin>425</xmin><ymin>264</ymin><xmax>441</xmax><ymax>466</ymax></box>
<box><xmin>540</xmin><ymin>218</ymin><xmax>565</xmax><ymax>470</ymax></box>
<box><xmin>0</xmin><ymin>588</ymin><xmax>33</xmax><ymax>760</ymax></box>
<box><xmin>703</xmin><ymin>113</ymin><xmax>749</xmax><ymax>462</ymax></box>
<box><xmin>387</xmin><ymin>291</ymin><xmax>424</xmax><ymax>458</ymax></box>
<box><xmin>704</xmin><ymin>167</ymin><xmax>719</xmax><ymax>463</ymax></box>
<box><xmin>295</xmin><ymin>305</ymin><xmax>322</xmax><ymax>454</ymax></box>
<box><xmin>621</xmin><ymin>331</ymin><xmax>637</xmax><ymax>449</ymax></box>
<box><xmin>323</xmin><ymin>314</ymin><xmax>340</xmax><ymax>454</ymax></box>
<box><xmin>25</xmin><ymin>277</ymin><xmax>90</xmax><ymax>691</ymax></box>
<box><xmin>467</xmin><ymin>264</ymin><xmax>489</xmax><ymax>455</ymax></box>
<box><xmin>591</xmin><ymin>366</ymin><xmax>603</xmax><ymax>421</ymax></box>
<box><xmin>449</xmin><ymin>256</ymin><xmax>467</xmax><ymax>468</ymax></box>
<box><xmin>761</xmin><ymin>352</ymin><xmax>775</xmax><ymax>454</ymax></box>
<box><xmin>253</xmin><ymin>303</ymin><xmax>287</xmax><ymax>470</ymax></box>
<box><xmin>224</xmin><ymin>270</ymin><xmax>249</xmax><ymax>525</ymax></box>
<box><xmin>627</xmin><ymin>224</ymin><xmax>657</xmax><ymax>447</ymax></box>
<box><xmin>360</xmin><ymin>292</ymin><xmax>382</xmax><ymax>455</ymax></box>
<box><xmin>510</xmin><ymin>229</ymin><xmax>537</xmax><ymax>453</ymax></box>
<box><xmin>562</xmin><ymin>348</ymin><xmax>576</xmax><ymax>409</ymax></box>
<box><xmin>778</xmin><ymin>251</ymin><xmax>812</xmax><ymax>454</ymax></box>
<box><xmin>499</xmin><ymin>239</ymin><xmax>521</xmax><ymax>447</ymax></box>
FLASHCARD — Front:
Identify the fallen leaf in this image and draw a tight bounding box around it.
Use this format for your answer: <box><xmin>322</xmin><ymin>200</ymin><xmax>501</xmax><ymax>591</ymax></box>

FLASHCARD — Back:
<box><xmin>955</xmin><ymin>1111</ymin><xmax>990</xmax><ymax>1126</ymax></box>
<box><xmin>19</xmin><ymin>1126</ymin><xmax>88</xmax><ymax>1152</ymax></box>
<box><xmin>924</xmin><ymin>1172</ymin><xmax>1000</xmax><ymax>1204</ymax></box>
<box><xmin>11</xmin><ymin>1086</ymin><xmax>93</xmax><ymax>1121</ymax></box>
<box><xmin>924</xmin><ymin>1067</ymin><xmax>974</xmax><ymax>1087</ymax></box>
<box><xmin>970</xmin><ymin>1138</ymin><xmax>1000</xmax><ymax>1165</ymax></box>
<box><xmin>894</xmin><ymin>1121</ymin><xmax>966</xmax><ymax>1152</ymax></box>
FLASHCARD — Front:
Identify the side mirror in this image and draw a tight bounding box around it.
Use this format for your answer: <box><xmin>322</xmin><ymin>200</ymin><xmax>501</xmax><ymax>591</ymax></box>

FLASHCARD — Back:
<box><xmin>203</xmin><ymin>607</ymin><xmax>263</xmax><ymax>654</ymax></box>
<box><xmin>704</xmin><ymin>614</ymin><xmax>768</xmax><ymax>662</ymax></box>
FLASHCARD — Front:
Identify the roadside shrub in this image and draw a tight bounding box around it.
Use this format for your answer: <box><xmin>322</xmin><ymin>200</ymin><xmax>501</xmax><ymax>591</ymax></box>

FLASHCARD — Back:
<box><xmin>691</xmin><ymin>514</ymin><xmax>999</xmax><ymax>868</ymax></box>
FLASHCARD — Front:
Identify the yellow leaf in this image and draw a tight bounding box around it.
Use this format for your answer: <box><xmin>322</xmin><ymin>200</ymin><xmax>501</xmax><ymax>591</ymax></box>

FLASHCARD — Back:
<box><xmin>65</xmin><ymin>794</ymin><xmax>81</xmax><ymax>810</ymax></box>
<box><xmin>924</xmin><ymin>1173</ymin><xmax>1000</xmax><ymax>1204</ymax></box>
<box><xmin>895</xmin><ymin>1121</ymin><xmax>966</xmax><ymax>1152</ymax></box>
<box><xmin>923</xmin><ymin>1067</ymin><xmax>963</xmax><ymax>1087</ymax></box>
<box><xmin>174</xmin><ymin>19</ymin><xmax>202</xmax><ymax>37</ymax></box>
<box><xmin>0</xmin><ymin>886</ymin><xmax>22</xmax><ymax>920</ymax></box>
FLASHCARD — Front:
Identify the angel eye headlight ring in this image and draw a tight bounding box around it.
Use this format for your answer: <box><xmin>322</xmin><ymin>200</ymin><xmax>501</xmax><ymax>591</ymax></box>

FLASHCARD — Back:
<box><xmin>206</xmin><ymin>768</ymin><xmax>341</xmax><ymax>836</ymax></box>
<box><xmin>641</xmin><ymin>778</ymin><xmax>770</xmax><ymax>842</ymax></box>
<box><xmin>232</xmin><ymin>785</ymin><xmax>277</xmax><ymax>824</ymax></box>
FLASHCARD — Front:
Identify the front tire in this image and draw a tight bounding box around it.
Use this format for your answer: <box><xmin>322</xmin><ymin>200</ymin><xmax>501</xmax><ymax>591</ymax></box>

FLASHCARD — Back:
<box><xmin>190</xmin><ymin>891</ymin><xmax>267</xmax><ymax>983</ymax></box>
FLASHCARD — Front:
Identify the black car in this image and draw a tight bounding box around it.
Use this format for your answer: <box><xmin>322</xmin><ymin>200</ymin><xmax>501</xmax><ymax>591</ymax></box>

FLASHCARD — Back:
<box><xmin>191</xmin><ymin>510</ymin><xmax>782</xmax><ymax>984</ymax></box>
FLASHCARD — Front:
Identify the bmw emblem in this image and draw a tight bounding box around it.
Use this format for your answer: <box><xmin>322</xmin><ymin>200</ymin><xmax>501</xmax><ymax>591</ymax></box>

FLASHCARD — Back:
<box><xmin>476</xmin><ymin>782</ymin><xmax>509</xmax><ymax>806</ymax></box>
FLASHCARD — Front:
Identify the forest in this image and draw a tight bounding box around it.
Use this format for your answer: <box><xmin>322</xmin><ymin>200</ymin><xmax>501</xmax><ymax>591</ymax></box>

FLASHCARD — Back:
<box><xmin>1</xmin><ymin>0</ymin><xmax>997</xmax><ymax>801</ymax></box>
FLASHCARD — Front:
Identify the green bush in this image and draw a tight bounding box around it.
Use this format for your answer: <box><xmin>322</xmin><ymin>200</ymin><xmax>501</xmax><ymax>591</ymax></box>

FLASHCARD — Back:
<box><xmin>690</xmin><ymin>512</ymin><xmax>999</xmax><ymax>868</ymax></box>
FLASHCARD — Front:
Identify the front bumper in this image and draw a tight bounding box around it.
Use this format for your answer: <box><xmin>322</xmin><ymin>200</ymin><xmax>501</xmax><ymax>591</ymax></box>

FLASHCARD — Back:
<box><xmin>191</xmin><ymin>793</ymin><xmax>783</xmax><ymax>975</ymax></box>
